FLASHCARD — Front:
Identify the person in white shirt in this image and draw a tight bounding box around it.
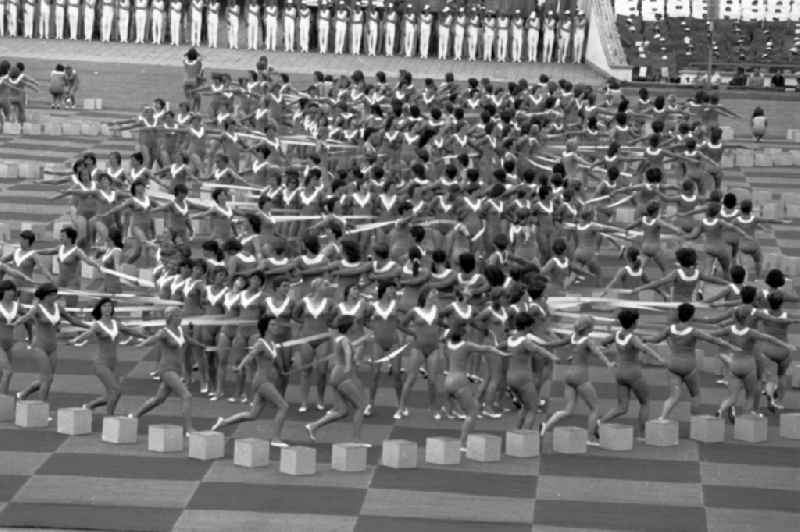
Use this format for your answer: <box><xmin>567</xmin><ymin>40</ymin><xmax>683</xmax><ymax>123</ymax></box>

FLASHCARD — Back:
<box><xmin>24</xmin><ymin>0</ymin><xmax>36</xmax><ymax>38</ymax></box>
<box><xmin>496</xmin><ymin>11</ymin><xmax>509</xmax><ymax>62</ymax></box>
<box><xmin>283</xmin><ymin>1</ymin><xmax>296</xmax><ymax>52</ymax></box>
<box><xmin>169</xmin><ymin>0</ymin><xmax>181</xmax><ymax>45</ymax></box>
<box><xmin>383</xmin><ymin>2</ymin><xmax>397</xmax><ymax>56</ymax></box>
<box><xmin>118</xmin><ymin>0</ymin><xmax>130</xmax><ymax>42</ymax></box>
<box><xmin>264</xmin><ymin>0</ymin><xmax>277</xmax><ymax>51</ymax></box>
<box><xmin>418</xmin><ymin>4</ymin><xmax>432</xmax><ymax>59</ymax></box>
<box><xmin>67</xmin><ymin>0</ymin><xmax>80</xmax><ymax>39</ymax></box>
<box><xmin>207</xmin><ymin>0</ymin><xmax>219</xmax><ymax>47</ymax></box>
<box><xmin>190</xmin><ymin>0</ymin><xmax>202</xmax><ymax>46</ymax></box>
<box><xmin>83</xmin><ymin>0</ymin><xmax>96</xmax><ymax>40</ymax></box>
<box><xmin>402</xmin><ymin>3</ymin><xmax>415</xmax><ymax>57</ymax></box>
<box><xmin>6</xmin><ymin>0</ymin><xmax>18</xmax><ymax>36</ymax></box>
<box><xmin>438</xmin><ymin>7</ymin><xmax>453</xmax><ymax>60</ymax></box>
<box><xmin>99</xmin><ymin>0</ymin><xmax>113</xmax><ymax>41</ymax></box>
<box><xmin>365</xmin><ymin>3</ymin><xmax>379</xmax><ymax>56</ymax></box>
<box><xmin>557</xmin><ymin>10</ymin><xmax>571</xmax><ymax>63</ymax></box>
<box><xmin>482</xmin><ymin>11</ymin><xmax>495</xmax><ymax>62</ymax></box>
<box><xmin>573</xmin><ymin>9</ymin><xmax>586</xmax><ymax>63</ymax></box>
<box><xmin>297</xmin><ymin>1</ymin><xmax>310</xmax><ymax>52</ymax></box>
<box><xmin>466</xmin><ymin>7</ymin><xmax>480</xmax><ymax>61</ymax></box>
<box><xmin>226</xmin><ymin>0</ymin><xmax>239</xmax><ymax>49</ymax></box>
<box><xmin>333</xmin><ymin>1</ymin><xmax>347</xmax><ymax>55</ymax></box>
<box><xmin>246</xmin><ymin>0</ymin><xmax>259</xmax><ymax>50</ymax></box>
<box><xmin>151</xmin><ymin>0</ymin><xmax>165</xmax><ymax>44</ymax></box>
<box><xmin>542</xmin><ymin>9</ymin><xmax>556</xmax><ymax>63</ymax></box>
<box><xmin>134</xmin><ymin>0</ymin><xmax>147</xmax><ymax>43</ymax></box>
<box><xmin>511</xmin><ymin>9</ymin><xmax>524</xmax><ymax>62</ymax></box>
<box><xmin>40</xmin><ymin>0</ymin><xmax>53</xmax><ymax>38</ymax></box>
<box><xmin>526</xmin><ymin>8</ymin><xmax>539</xmax><ymax>62</ymax></box>
<box><xmin>317</xmin><ymin>0</ymin><xmax>330</xmax><ymax>53</ymax></box>
<box><xmin>350</xmin><ymin>3</ymin><xmax>363</xmax><ymax>55</ymax></box>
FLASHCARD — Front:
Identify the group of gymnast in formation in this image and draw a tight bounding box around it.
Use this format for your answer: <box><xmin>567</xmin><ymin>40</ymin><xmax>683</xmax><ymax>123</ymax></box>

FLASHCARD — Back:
<box><xmin>0</xmin><ymin>48</ymin><xmax>796</xmax><ymax>450</ymax></box>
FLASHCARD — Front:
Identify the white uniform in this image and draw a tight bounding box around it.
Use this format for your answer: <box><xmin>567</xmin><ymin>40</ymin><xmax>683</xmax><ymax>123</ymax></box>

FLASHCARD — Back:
<box><xmin>482</xmin><ymin>16</ymin><xmax>495</xmax><ymax>61</ymax></box>
<box><xmin>264</xmin><ymin>3</ymin><xmax>277</xmax><ymax>50</ymax></box>
<box><xmin>402</xmin><ymin>10</ymin><xmax>415</xmax><ymax>57</ymax></box>
<box><xmin>557</xmin><ymin>18</ymin><xmax>571</xmax><ymax>63</ymax></box>
<box><xmin>418</xmin><ymin>10</ymin><xmax>432</xmax><ymax>58</ymax></box>
<box><xmin>350</xmin><ymin>7</ymin><xmax>363</xmax><ymax>54</ymax></box>
<box><xmin>298</xmin><ymin>5</ymin><xmax>310</xmax><ymax>52</ymax></box>
<box><xmin>366</xmin><ymin>8</ymin><xmax>378</xmax><ymax>56</ymax></box>
<box><xmin>190</xmin><ymin>0</ymin><xmax>202</xmax><ymax>45</ymax></box>
<box><xmin>333</xmin><ymin>7</ymin><xmax>346</xmax><ymax>54</ymax></box>
<box><xmin>246</xmin><ymin>0</ymin><xmax>258</xmax><ymax>50</ymax></box>
<box><xmin>207</xmin><ymin>0</ymin><xmax>219</xmax><ymax>47</ymax></box>
<box><xmin>383</xmin><ymin>9</ymin><xmax>396</xmax><ymax>56</ymax></box>
<box><xmin>542</xmin><ymin>15</ymin><xmax>555</xmax><ymax>63</ymax></box>
<box><xmin>226</xmin><ymin>1</ymin><xmax>239</xmax><ymax>48</ymax></box>
<box><xmin>283</xmin><ymin>5</ymin><xmax>295</xmax><ymax>52</ymax></box>
<box><xmin>100</xmin><ymin>0</ymin><xmax>114</xmax><ymax>41</ymax></box>
<box><xmin>316</xmin><ymin>4</ymin><xmax>329</xmax><ymax>53</ymax></box>
<box><xmin>67</xmin><ymin>0</ymin><xmax>79</xmax><ymax>38</ymax></box>
<box><xmin>169</xmin><ymin>0</ymin><xmax>181</xmax><ymax>45</ymax></box>
<box><xmin>151</xmin><ymin>0</ymin><xmax>164</xmax><ymax>43</ymax></box>
<box><xmin>134</xmin><ymin>0</ymin><xmax>147</xmax><ymax>43</ymax></box>
<box><xmin>511</xmin><ymin>15</ymin><xmax>524</xmax><ymax>62</ymax></box>
<box><xmin>467</xmin><ymin>14</ymin><xmax>479</xmax><ymax>61</ymax></box>
<box><xmin>496</xmin><ymin>15</ymin><xmax>508</xmax><ymax>61</ymax></box>
<box><xmin>117</xmin><ymin>0</ymin><xmax>129</xmax><ymax>42</ymax></box>
<box><xmin>83</xmin><ymin>0</ymin><xmax>95</xmax><ymax>39</ymax></box>
<box><xmin>526</xmin><ymin>12</ymin><xmax>539</xmax><ymax>62</ymax></box>
<box><xmin>24</xmin><ymin>0</ymin><xmax>36</xmax><ymax>37</ymax></box>
<box><xmin>573</xmin><ymin>15</ymin><xmax>586</xmax><ymax>62</ymax></box>
<box><xmin>439</xmin><ymin>12</ymin><xmax>453</xmax><ymax>60</ymax></box>
<box><xmin>40</xmin><ymin>0</ymin><xmax>52</xmax><ymax>38</ymax></box>
<box><xmin>0</xmin><ymin>0</ymin><xmax>6</xmax><ymax>36</ymax></box>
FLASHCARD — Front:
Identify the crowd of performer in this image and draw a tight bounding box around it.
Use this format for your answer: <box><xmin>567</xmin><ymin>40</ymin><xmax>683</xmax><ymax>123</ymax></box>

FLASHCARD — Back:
<box><xmin>0</xmin><ymin>48</ymin><xmax>797</xmax><ymax>449</ymax></box>
<box><xmin>0</xmin><ymin>1</ymin><xmax>588</xmax><ymax>63</ymax></box>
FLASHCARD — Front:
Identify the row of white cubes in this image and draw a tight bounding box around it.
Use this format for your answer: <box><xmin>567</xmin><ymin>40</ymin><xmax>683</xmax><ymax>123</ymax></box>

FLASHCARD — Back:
<box><xmin>5</xmin><ymin>398</ymin><xmax>800</xmax><ymax>473</ymax></box>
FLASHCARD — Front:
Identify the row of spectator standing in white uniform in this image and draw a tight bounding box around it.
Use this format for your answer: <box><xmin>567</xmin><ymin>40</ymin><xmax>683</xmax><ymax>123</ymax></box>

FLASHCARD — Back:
<box><xmin>0</xmin><ymin>1</ymin><xmax>588</xmax><ymax>63</ymax></box>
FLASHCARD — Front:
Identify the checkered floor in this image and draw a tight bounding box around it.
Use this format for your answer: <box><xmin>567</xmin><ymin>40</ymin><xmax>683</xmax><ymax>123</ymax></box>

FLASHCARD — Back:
<box><xmin>1</xmin><ymin>300</ymin><xmax>798</xmax><ymax>532</ymax></box>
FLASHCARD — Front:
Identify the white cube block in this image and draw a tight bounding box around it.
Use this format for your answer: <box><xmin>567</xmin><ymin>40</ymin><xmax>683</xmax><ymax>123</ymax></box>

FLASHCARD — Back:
<box><xmin>734</xmin><ymin>414</ymin><xmax>768</xmax><ymax>443</ymax></box>
<box><xmin>3</xmin><ymin>122</ymin><xmax>22</xmax><ymax>135</ymax></box>
<box><xmin>0</xmin><ymin>394</ymin><xmax>15</xmax><ymax>422</ymax></box>
<box><xmin>553</xmin><ymin>426</ymin><xmax>587</xmax><ymax>454</ymax></box>
<box><xmin>22</xmin><ymin>122</ymin><xmax>42</xmax><ymax>135</ymax></box>
<box><xmin>466</xmin><ymin>433</ymin><xmax>502</xmax><ymax>462</ymax></box>
<box><xmin>332</xmin><ymin>442</ymin><xmax>368</xmax><ymax>472</ymax></box>
<box><xmin>645</xmin><ymin>419</ymin><xmax>679</xmax><ymax>447</ymax></box>
<box><xmin>57</xmin><ymin>407</ymin><xmax>92</xmax><ymax>435</ymax></box>
<box><xmin>62</xmin><ymin>123</ymin><xmax>82</xmax><ymax>136</ymax></box>
<box><xmin>94</xmin><ymin>98</ymin><xmax>104</xmax><ymax>110</ymax></box>
<box><xmin>43</xmin><ymin>123</ymin><xmax>62</xmax><ymax>136</ymax></box>
<box><xmin>599</xmin><ymin>423</ymin><xmax>634</xmax><ymax>451</ymax></box>
<box><xmin>778</xmin><ymin>413</ymin><xmax>800</xmax><ymax>439</ymax></box>
<box><xmin>102</xmin><ymin>416</ymin><xmax>138</xmax><ymax>443</ymax></box>
<box><xmin>381</xmin><ymin>439</ymin><xmax>418</xmax><ymax>469</ymax></box>
<box><xmin>15</xmin><ymin>400</ymin><xmax>49</xmax><ymax>428</ymax></box>
<box><xmin>188</xmin><ymin>430</ymin><xmax>225</xmax><ymax>460</ymax></box>
<box><xmin>148</xmin><ymin>424</ymin><xmax>184</xmax><ymax>453</ymax></box>
<box><xmin>690</xmin><ymin>415</ymin><xmax>725</xmax><ymax>443</ymax></box>
<box><xmin>83</xmin><ymin>98</ymin><xmax>96</xmax><ymax>110</ymax></box>
<box><xmin>791</xmin><ymin>363</ymin><xmax>800</xmax><ymax>389</ymax></box>
<box><xmin>234</xmin><ymin>438</ymin><xmax>270</xmax><ymax>467</ymax></box>
<box><xmin>425</xmin><ymin>436</ymin><xmax>462</xmax><ymax>464</ymax></box>
<box><xmin>279</xmin><ymin>445</ymin><xmax>316</xmax><ymax>475</ymax></box>
<box><xmin>505</xmin><ymin>430</ymin><xmax>540</xmax><ymax>458</ymax></box>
